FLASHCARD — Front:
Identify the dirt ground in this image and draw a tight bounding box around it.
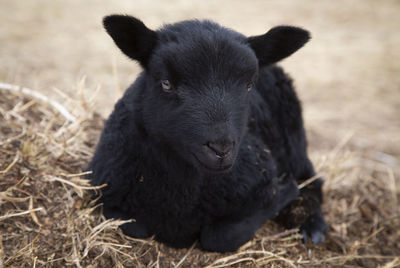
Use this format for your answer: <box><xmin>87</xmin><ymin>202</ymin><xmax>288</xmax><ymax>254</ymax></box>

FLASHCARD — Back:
<box><xmin>1</xmin><ymin>0</ymin><xmax>399</xmax><ymax>267</ymax></box>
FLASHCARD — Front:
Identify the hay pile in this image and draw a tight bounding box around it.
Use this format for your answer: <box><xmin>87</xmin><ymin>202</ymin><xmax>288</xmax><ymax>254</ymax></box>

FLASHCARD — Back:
<box><xmin>0</xmin><ymin>85</ymin><xmax>399</xmax><ymax>267</ymax></box>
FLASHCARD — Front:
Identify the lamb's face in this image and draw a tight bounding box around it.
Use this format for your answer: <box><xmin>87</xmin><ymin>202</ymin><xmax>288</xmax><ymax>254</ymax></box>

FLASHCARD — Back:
<box><xmin>142</xmin><ymin>33</ymin><xmax>258</xmax><ymax>174</ymax></box>
<box><xmin>102</xmin><ymin>15</ymin><xmax>310</xmax><ymax>173</ymax></box>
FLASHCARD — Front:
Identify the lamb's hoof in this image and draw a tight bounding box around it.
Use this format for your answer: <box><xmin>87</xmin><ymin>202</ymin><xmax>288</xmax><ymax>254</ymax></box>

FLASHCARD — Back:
<box><xmin>300</xmin><ymin>210</ymin><xmax>327</xmax><ymax>244</ymax></box>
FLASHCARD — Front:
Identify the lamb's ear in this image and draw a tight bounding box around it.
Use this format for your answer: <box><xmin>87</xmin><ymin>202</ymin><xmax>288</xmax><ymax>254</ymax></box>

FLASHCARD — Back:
<box><xmin>248</xmin><ymin>26</ymin><xmax>310</xmax><ymax>66</ymax></box>
<box><xmin>103</xmin><ymin>15</ymin><xmax>158</xmax><ymax>67</ymax></box>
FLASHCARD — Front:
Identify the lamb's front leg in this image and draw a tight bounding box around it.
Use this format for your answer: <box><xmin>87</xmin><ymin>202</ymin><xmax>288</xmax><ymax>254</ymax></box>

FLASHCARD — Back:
<box><xmin>200</xmin><ymin>213</ymin><xmax>263</xmax><ymax>252</ymax></box>
<box><xmin>276</xmin><ymin>178</ymin><xmax>327</xmax><ymax>244</ymax></box>
<box><xmin>201</xmin><ymin>180</ymin><xmax>298</xmax><ymax>252</ymax></box>
<box><xmin>298</xmin><ymin>179</ymin><xmax>327</xmax><ymax>244</ymax></box>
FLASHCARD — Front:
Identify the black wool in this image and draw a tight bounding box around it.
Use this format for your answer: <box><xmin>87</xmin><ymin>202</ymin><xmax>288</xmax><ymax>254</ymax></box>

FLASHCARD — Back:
<box><xmin>89</xmin><ymin>15</ymin><xmax>327</xmax><ymax>252</ymax></box>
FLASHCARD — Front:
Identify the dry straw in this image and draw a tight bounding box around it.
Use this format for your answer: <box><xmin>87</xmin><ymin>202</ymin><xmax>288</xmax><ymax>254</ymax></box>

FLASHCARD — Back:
<box><xmin>0</xmin><ymin>82</ymin><xmax>399</xmax><ymax>267</ymax></box>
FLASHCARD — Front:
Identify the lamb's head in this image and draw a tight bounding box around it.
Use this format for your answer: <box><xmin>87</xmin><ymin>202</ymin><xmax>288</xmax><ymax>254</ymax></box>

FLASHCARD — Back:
<box><xmin>103</xmin><ymin>15</ymin><xmax>309</xmax><ymax>174</ymax></box>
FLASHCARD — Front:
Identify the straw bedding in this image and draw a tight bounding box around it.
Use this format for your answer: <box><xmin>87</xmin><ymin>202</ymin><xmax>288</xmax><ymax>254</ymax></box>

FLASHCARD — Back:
<box><xmin>0</xmin><ymin>86</ymin><xmax>399</xmax><ymax>267</ymax></box>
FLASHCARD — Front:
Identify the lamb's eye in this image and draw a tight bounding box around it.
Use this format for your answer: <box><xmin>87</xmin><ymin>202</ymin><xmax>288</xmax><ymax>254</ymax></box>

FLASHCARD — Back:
<box><xmin>161</xmin><ymin>79</ymin><xmax>173</xmax><ymax>92</ymax></box>
<box><xmin>247</xmin><ymin>82</ymin><xmax>254</xmax><ymax>92</ymax></box>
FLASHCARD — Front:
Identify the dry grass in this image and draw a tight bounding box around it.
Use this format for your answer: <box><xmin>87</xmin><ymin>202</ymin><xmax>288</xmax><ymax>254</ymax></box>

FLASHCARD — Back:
<box><xmin>0</xmin><ymin>83</ymin><xmax>399</xmax><ymax>267</ymax></box>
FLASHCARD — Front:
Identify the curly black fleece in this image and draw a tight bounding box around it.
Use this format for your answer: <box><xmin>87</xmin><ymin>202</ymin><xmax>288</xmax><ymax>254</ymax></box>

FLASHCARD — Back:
<box><xmin>89</xmin><ymin>16</ymin><xmax>327</xmax><ymax>252</ymax></box>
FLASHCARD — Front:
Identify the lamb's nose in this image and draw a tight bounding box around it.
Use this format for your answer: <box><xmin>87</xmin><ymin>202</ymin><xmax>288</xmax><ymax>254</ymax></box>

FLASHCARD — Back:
<box><xmin>206</xmin><ymin>141</ymin><xmax>234</xmax><ymax>159</ymax></box>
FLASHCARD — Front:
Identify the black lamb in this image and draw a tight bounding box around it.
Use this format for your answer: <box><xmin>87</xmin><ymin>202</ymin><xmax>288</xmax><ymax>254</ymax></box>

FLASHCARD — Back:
<box><xmin>89</xmin><ymin>15</ymin><xmax>327</xmax><ymax>253</ymax></box>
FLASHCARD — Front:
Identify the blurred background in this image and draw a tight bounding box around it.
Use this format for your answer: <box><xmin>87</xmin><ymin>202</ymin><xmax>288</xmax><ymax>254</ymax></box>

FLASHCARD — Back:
<box><xmin>1</xmin><ymin>0</ymin><xmax>399</xmax><ymax>158</ymax></box>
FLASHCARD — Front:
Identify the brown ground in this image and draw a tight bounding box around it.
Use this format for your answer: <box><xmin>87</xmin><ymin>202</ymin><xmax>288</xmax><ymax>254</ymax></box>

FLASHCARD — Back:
<box><xmin>1</xmin><ymin>0</ymin><xmax>399</xmax><ymax>267</ymax></box>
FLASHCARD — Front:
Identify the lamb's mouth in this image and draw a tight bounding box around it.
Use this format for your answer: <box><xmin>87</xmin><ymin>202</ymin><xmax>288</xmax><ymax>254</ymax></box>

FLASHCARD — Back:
<box><xmin>192</xmin><ymin>153</ymin><xmax>233</xmax><ymax>173</ymax></box>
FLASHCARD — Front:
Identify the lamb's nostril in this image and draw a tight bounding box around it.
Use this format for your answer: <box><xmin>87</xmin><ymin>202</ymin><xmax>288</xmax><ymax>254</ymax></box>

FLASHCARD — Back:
<box><xmin>207</xmin><ymin>141</ymin><xmax>234</xmax><ymax>158</ymax></box>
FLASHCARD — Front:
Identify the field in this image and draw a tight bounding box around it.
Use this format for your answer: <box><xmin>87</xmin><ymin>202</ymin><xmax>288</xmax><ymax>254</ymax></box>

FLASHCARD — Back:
<box><xmin>1</xmin><ymin>0</ymin><xmax>399</xmax><ymax>267</ymax></box>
